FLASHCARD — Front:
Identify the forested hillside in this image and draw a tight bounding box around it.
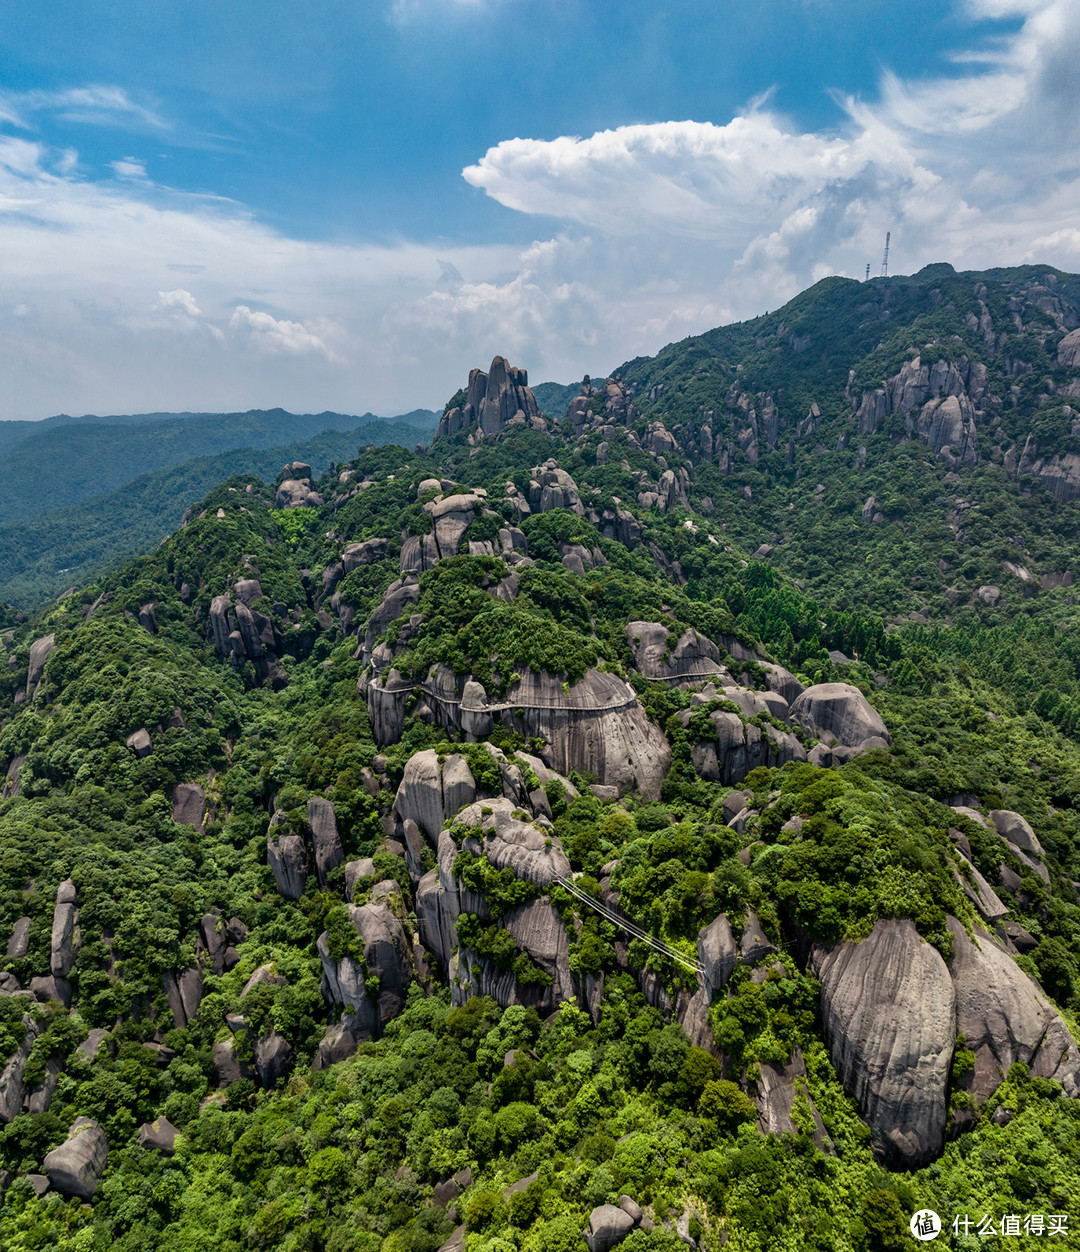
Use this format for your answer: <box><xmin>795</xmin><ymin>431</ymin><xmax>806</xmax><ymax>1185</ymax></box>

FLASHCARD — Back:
<box><xmin>0</xmin><ymin>408</ymin><xmax>438</xmax><ymax>530</ymax></box>
<box><xmin>0</xmin><ymin>416</ymin><xmax>436</xmax><ymax>610</ymax></box>
<box><xmin>0</xmin><ymin>265</ymin><xmax>1079</xmax><ymax>1251</ymax></box>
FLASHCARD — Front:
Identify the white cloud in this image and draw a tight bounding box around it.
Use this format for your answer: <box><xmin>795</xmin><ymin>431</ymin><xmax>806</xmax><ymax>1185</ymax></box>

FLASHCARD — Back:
<box><xmin>2</xmin><ymin>1</ymin><xmax>1080</xmax><ymax>422</ymax></box>
<box><xmin>0</xmin><ymin>85</ymin><xmax>166</xmax><ymax>132</ymax></box>
<box><xmin>229</xmin><ymin>305</ymin><xmax>333</xmax><ymax>358</ymax></box>
<box><xmin>156</xmin><ymin>288</ymin><xmax>203</xmax><ymax>317</ymax></box>
<box><xmin>111</xmin><ymin>157</ymin><xmax>148</xmax><ymax>180</ymax></box>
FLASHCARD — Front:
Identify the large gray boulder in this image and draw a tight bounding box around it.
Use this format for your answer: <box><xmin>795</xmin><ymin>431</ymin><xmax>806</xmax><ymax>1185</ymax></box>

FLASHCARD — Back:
<box><xmin>500</xmin><ymin>668</ymin><xmax>670</xmax><ymax>798</ymax></box>
<box><xmin>947</xmin><ymin>917</ymin><xmax>1080</xmax><ymax>1101</ymax></box>
<box><xmin>790</xmin><ymin>683</ymin><xmax>890</xmax><ymax>748</ymax></box>
<box><xmin>50</xmin><ymin>881</ymin><xmax>79</xmax><ymax>979</ymax></box>
<box><xmin>43</xmin><ymin>1117</ymin><xmax>108</xmax><ymax>1199</ymax></box>
<box><xmin>0</xmin><ymin>1015</ymin><xmax>40</xmax><ymax>1123</ymax></box>
<box><xmin>25</xmin><ymin>634</ymin><xmax>55</xmax><ymax>697</ymax></box>
<box><xmin>25</xmin><ymin>1059</ymin><xmax>62</xmax><ymax>1115</ymax></box>
<box><xmin>682</xmin><ymin>709</ymin><xmax>805</xmax><ymax>785</ymax></box>
<box><xmin>254</xmin><ymin>1032</ymin><xmax>294</xmax><ymax>1087</ymax></box>
<box><xmin>318</xmin><ymin>902</ymin><xmax>413</xmax><ymax>1034</ymax></box>
<box><xmin>308</xmin><ymin>797</ymin><xmax>344</xmax><ymax>888</ymax></box>
<box><xmin>342</xmin><ymin>537</ymin><xmax>388</xmax><ymax>572</ymax></box>
<box><xmin>162</xmin><ymin>967</ymin><xmax>203</xmax><ymax>1029</ymax></box>
<box><xmin>267</xmin><ymin>816</ymin><xmax>309</xmax><ymax>900</ymax></box>
<box><xmin>625</xmin><ymin>622</ymin><xmax>727</xmax><ymax>684</ymax></box>
<box><xmin>811</xmin><ymin>919</ymin><xmax>954</xmax><ymax>1168</ymax></box>
<box><xmin>392</xmin><ymin>750</ymin><xmax>477</xmax><ymax>844</ymax></box>
<box><xmin>172</xmin><ymin>782</ymin><xmax>206</xmax><ymax>830</ymax></box>
<box><xmin>584</xmin><ymin>1204</ymin><xmax>636</xmax><ymax>1252</ymax></box>
<box><xmin>989</xmin><ymin>810</ymin><xmax>1043</xmax><ymax>857</ymax></box>
<box><xmin>138</xmin><ymin>1117</ymin><xmax>178</xmax><ymax>1155</ymax></box>
<box><xmin>5</xmin><ymin>917</ymin><xmax>30</xmax><ymax>959</ymax></box>
<box><xmin>698</xmin><ymin>913</ymin><xmax>736</xmax><ymax>1000</ymax></box>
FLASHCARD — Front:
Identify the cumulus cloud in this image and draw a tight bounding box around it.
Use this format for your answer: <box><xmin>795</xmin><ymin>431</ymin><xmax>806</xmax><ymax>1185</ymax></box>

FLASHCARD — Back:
<box><xmin>229</xmin><ymin>305</ymin><xmax>333</xmax><ymax>358</ymax></box>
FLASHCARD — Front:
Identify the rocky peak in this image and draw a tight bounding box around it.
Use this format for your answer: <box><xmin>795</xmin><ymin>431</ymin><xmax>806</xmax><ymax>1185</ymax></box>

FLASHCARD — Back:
<box><xmin>436</xmin><ymin>355</ymin><xmax>545</xmax><ymax>439</ymax></box>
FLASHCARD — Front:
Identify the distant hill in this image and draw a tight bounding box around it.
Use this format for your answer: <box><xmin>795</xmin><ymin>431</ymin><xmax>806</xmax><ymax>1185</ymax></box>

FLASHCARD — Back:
<box><xmin>532</xmin><ymin>378</ymin><xmax>593</xmax><ymax>418</ymax></box>
<box><xmin>0</xmin><ymin>407</ymin><xmax>438</xmax><ymax>529</ymax></box>
<box><xmin>0</xmin><ymin>418</ymin><xmax>433</xmax><ymax>609</ymax></box>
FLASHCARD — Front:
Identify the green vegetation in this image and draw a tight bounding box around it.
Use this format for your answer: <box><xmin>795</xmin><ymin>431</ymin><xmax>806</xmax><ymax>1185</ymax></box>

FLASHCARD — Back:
<box><xmin>2</xmin><ymin>265</ymin><xmax>1080</xmax><ymax>1249</ymax></box>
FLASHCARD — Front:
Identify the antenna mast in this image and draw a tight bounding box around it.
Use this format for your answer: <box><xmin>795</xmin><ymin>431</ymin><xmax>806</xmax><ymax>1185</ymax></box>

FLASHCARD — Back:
<box><xmin>865</xmin><ymin>263</ymin><xmax>870</xmax><ymax>282</ymax></box>
<box><xmin>880</xmin><ymin>231</ymin><xmax>891</xmax><ymax>278</ymax></box>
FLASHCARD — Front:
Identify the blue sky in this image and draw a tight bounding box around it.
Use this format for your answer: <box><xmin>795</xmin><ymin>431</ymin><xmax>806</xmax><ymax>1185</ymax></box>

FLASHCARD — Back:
<box><xmin>0</xmin><ymin>0</ymin><xmax>1074</xmax><ymax>419</ymax></box>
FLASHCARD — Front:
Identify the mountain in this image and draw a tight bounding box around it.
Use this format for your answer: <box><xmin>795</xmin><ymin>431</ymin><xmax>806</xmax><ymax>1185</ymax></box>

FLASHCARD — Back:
<box><xmin>0</xmin><ymin>270</ymin><xmax>1079</xmax><ymax>1251</ymax></box>
<box><xmin>0</xmin><ymin>417</ymin><xmax>435</xmax><ymax>610</ymax></box>
<box><xmin>0</xmin><ymin>406</ymin><xmax>439</xmax><ymax>530</ymax></box>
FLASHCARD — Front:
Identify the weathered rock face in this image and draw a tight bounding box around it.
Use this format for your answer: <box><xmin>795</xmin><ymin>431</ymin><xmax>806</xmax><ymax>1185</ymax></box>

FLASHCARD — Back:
<box><xmin>139</xmin><ymin>1117</ymin><xmax>178</xmax><ymax>1154</ymax></box>
<box><xmin>497</xmin><ymin>669</ymin><xmax>670</xmax><ymax>799</ymax></box>
<box><xmin>318</xmin><ymin>902</ymin><xmax>414</xmax><ymax>1035</ymax></box>
<box><xmin>790</xmin><ymin>683</ymin><xmax>890</xmax><ymax>748</ymax></box>
<box><xmin>254</xmin><ymin>1032</ymin><xmax>294</xmax><ymax>1087</ymax></box>
<box><xmin>436</xmin><ymin>356</ymin><xmax>544</xmax><ymax>438</ymax></box>
<box><xmin>914</xmin><ymin>394</ymin><xmax>979</xmax><ymax>468</ymax></box>
<box><xmin>947</xmin><ymin>918</ymin><xmax>1080</xmax><ymax>1102</ymax></box>
<box><xmin>172</xmin><ymin>782</ymin><xmax>206</xmax><ymax>830</ymax></box>
<box><xmin>584</xmin><ymin>1203</ymin><xmax>636</xmax><ymax>1252</ymax></box>
<box><xmin>308</xmin><ymin>797</ymin><xmax>344</xmax><ymax>888</ymax></box>
<box><xmin>528</xmin><ymin>461</ymin><xmax>586</xmax><ymax>516</ymax></box>
<box><xmin>50</xmin><ymin>880</ymin><xmax>79</xmax><ymax>979</ymax></box>
<box><xmin>267</xmin><ymin>816</ymin><xmax>310</xmax><ymax>900</ymax></box>
<box><xmin>680</xmin><ymin>709</ymin><xmax>805</xmax><ymax>785</ymax></box>
<box><xmin>988</xmin><ymin>810</ymin><xmax>1043</xmax><ymax>856</ymax></box>
<box><xmin>626</xmin><ymin>622</ymin><xmax>727</xmax><ymax>684</ymax></box>
<box><xmin>812</xmin><ymin>920</ymin><xmax>955</xmax><ymax>1168</ymax></box>
<box><xmin>126</xmin><ymin>728</ymin><xmax>152</xmax><ymax>759</ymax></box>
<box><xmin>6</xmin><ymin>917</ymin><xmax>30</xmax><ymax>959</ymax></box>
<box><xmin>392</xmin><ymin>750</ymin><xmax>478</xmax><ymax>845</ymax></box>
<box><xmin>698</xmin><ymin>914</ymin><xmax>736</xmax><ymax>999</ymax></box>
<box><xmin>0</xmin><ymin>1015</ymin><xmax>40</xmax><ymax>1124</ymax></box>
<box><xmin>756</xmin><ymin>1049</ymin><xmax>813</xmax><ymax>1138</ymax></box>
<box><xmin>43</xmin><ymin>1117</ymin><xmax>108</xmax><ymax>1199</ymax></box>
<box><xmin>25</xmin><ymin>634</ymin><xmax>55</xmax><ymax>699</ymax></box>
<box><xmin>163</xmin><ymin>967</ymin><xmax>203</xmax><ymax>1029</ymax></box>
<box><xmin>276</xmin><ymin>478</ymin><xmax>323</xmax><ymax>509</ymax></box>
<box><xmin>759</xmin><ymin>662</ymin><xmax>805</xmax><ymax>704</ymax></box>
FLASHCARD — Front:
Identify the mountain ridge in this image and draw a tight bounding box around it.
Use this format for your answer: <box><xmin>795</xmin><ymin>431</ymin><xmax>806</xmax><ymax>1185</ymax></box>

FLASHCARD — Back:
<box><xmin>0</xmin><ymin>265</ymin><xmax>1078</xmax><ymax>1250</ymax></box>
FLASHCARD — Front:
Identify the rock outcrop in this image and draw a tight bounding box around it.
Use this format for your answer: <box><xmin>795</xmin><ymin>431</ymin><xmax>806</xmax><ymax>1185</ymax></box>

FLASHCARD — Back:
<box><xmin>626</xmin><ymin>622</ymin><xmax>728</xmax><ymax>684</ymax></box>
<box><xmin>267</xmin><ymin>816</ymin><xmax>310</xmax><ymax>900</ymax></box>
<box><xmin>25</xmin><ymin>634</ymin><xmax>55</xmax><ymax>699</ymax></box>
<box><xmin>318</xmin><ymin>902</ymin><xmax>414</xmax><ymax>1036</ymax></box>
<box><xmin>162</xmin><ymin>967</ymin><xmax>203</xmax><ymax>1029</ymax></box>
<box><xmin>50</xmin><ymin>880</ymin><xmax>79</xmax><ymax>979</ymax></box>
<box><xmin>171</xmin><ymin>782</ymin><xmax>206</xmax><ymax>830</ymax></box>
<box><xmin>436</xmin><ymin>356</ymin><xmax>545</xmax><ymax>438</ymax></box>
<box><xmin>790</xmin><ymin>683</ymin><xmax>890</xmax><ymax>748</ymax></box>
<box><xmin>138</xmin><ymin>1117</ymin><xmax>178</xmax><ymax>1155</ymax></box>
<box><xmin>0</xmin><ymin>1016</ymin><xmax>40</xmax><ymax>1124</ymax></box>
<box><xmin>584</xmin><ymin>1204</ymin><xmax>636</xmax><ymax>1252</ymax></box>
<box><xmin>43</xmin><ymin>1117</ymin><xmax>108</xmax><ymax>1199</ymax></box>
<box><xmin>679</xmin><ymin>708</ymin><xmax>805</xmax><ymax>785</ymax></box>
<box><xmin>308</xmin><ymin>797</ymin><xmax>344</xmax><ymax>888</ymax></box>
<box><xmin>811</xmin><ymin>920</ymin><xmax>954</xmax><ymax>1168</ymax></box>
<box><xmin>947</xmin><ymin>918</ymin><xmax>1080</xmax><ymax>1101</ymax></box>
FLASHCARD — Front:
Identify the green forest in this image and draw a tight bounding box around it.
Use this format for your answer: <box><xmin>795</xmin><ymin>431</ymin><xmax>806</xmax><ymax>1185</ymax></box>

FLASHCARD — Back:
<box><xmin>1</xmin><ymin>264</ymin><xmax>1079</xmax><ymax>1250</ymax></box>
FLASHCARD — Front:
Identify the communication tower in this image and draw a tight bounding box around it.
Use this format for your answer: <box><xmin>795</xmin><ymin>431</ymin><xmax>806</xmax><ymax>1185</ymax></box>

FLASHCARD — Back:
<box><xmin>880</xmin><ymin>231</ymin><xmax>891</xmax><ymax>278</ymax></box>
<box><xmin>865</xmin><ymin>263</ymin><xmax>870</xmax><ymax>282</ymax></box>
